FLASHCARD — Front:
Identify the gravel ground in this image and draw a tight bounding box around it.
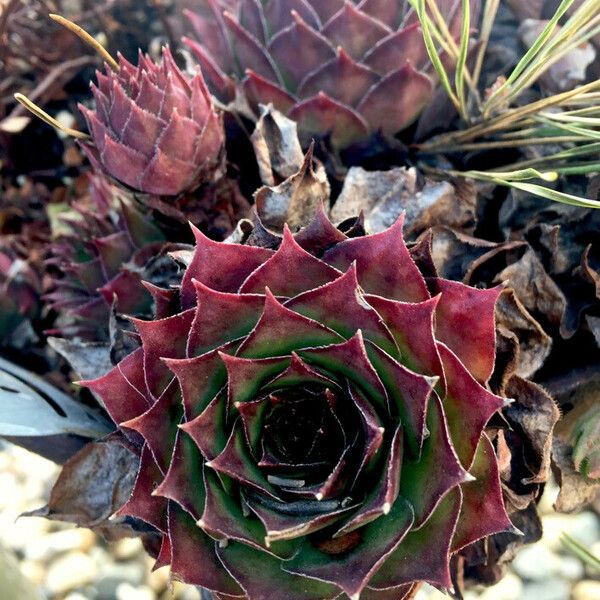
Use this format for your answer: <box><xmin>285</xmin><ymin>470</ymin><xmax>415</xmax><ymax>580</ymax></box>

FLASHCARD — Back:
<box><xmin>1</xmin><ymin>443</ymin><xmax>599</xmax><ymax>600</ymax></box>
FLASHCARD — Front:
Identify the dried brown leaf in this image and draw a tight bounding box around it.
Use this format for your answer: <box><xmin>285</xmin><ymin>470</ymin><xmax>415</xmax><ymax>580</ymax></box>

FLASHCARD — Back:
<box><xmin>26</xmin><ymin>436</ymin><xmax>141</xmax><ymax>538</ymax></box>
<box><xmin>251</xmin><ymin>105</ymin><xmax>305</xmax><ymax>186</ymax></box>
<box><xmin>254</xmin><ymin>145</ymin><xmax>330</xmax><ymax>231</ymax></box>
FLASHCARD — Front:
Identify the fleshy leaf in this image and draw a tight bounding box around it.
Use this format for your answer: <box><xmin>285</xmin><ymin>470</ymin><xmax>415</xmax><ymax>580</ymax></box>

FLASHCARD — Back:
<box><xmin>132</xmin><ymin>309</ymin><xmax>195</xmax><ymax>397</ymax></box>
<box><xmin>221</xmin><ymin>353</ymin><xmax>290</xmax><ymax>406</ymax></box>
<box><xmin>283</xmin><ymin>495</ymin><xmax>414</xmax><ymax>600</ymax></box>
<box><xmin>365</xmin><ymin>295</ymin><xmax>443</xmax><ymax>380</ymax></box>
<box><xmin>297</xmin><ymin>47</ymin><xmax>379</xmax><ymax>107</ymax></box>
<box><xmin>298</xmin><ymin>331</ymin><xmax>388</xmax><ymax>412</ymax></box>
<box><xmin>267</xmin><ymin>11</ymin><xmax>336</xmax><ymax>90</ymax></box>
<box><xmin>153</xmin><ymin>432</ymin><xmax>206</xmax><ymax>519</ymax></box>
<box><xmin>370</xmin><ymin>487</ymin><xmax>462</xmax><ymax>590</ymax></box>
<box><xmin>187</xmin><ymin>280</ymin><xmax>265</xmax><ymax>356</ymax></box>
<box><xmin>334</xmin><ymin>425</ymin><xmax>403</xmax><ymax>536</ymax></box>
<box><xmin>115</xmin><ymin>444</ymin><xmax>167</xmax><ymax>532</ymax></box>
<box><xmin>240</xmin><ymin>225</ymin><xmax>340</xmax><ymax>296</ymax></box>
<box><xmin>199</xmin><ymin>470</ymin><xmax>297</xmax><ymax>559</ymax></box>
<box><xmin>431</xmin><ymin>279</ymin><xmax>501</xmax><ymax>384</ymax></box>
<box><xmin>180</xmin><ymin>392</ymin><xmax>228</xmax><ymax>461</ymax></box>
<box><xmin>237</xmin><ymin>290</ymin><xmax>343</xmax><ymax>359</ymax></box>
<box><xmin>169</xmin><ymin>505</ymin><xmax>245</xmax><ymax>596</ymax></box>
<box><xmin>247</xmin><ymin>493</ymin><xmax>355</xmax><ymax>544</ymax></box>
<box><xmin>452</xmin><ymin>434</ymin><xmax>515</xmax><ymax>552</ymax></box>
<box><xmin>400</xmin><ymin>394</ymin><xmax>469</xmax><ymax>527</ymax></box>
<box><xmin>285</xmin><ymin>264</ymin><xmax>398</xmax><ymax>357</ymax></box>
<box><xmin>180</xmin><ymin>224</ymin><xmax>273</xmax><ymax>309</ymax></box>
<box><xmin>323</xmin><ymin>216</ymin><xmax>429</xmax><ymax>303</ymax></box>
<box><xmin>367</xmin><ymin>343</ymin><xmax>436</xmax><ymax>456</ymax></box>
<box><xmin>82</xmin><ymin>348</ymin><xmax>150</xmax><ymax>426</ymax></box>
<box><xmin>438</xmin><ymin>343</ymin><xmax>506</xmax><ymax>471</ymax></box>
<box><xmin>207</xmin><ymin>423</ymin><xmax>282</xmax><ymax>501</ymax></box>
<box><xmin>288</xmin><ymin>92</ymin><xmax>369</xmax><ymax>148</ymax></box>
<box><xmin>121</xmin><ymin>380</ymin><xmax>182</xmax><ymax>472</ymax></box>
<box><xmin>217</xmin><ymin>540</ymin><xmax>340</xmax><ymax>600</ymax></box>
<box><xmin>321</xmin><ymin>1</ymin><xmax>390</xmax><ymax>60</ymax></box>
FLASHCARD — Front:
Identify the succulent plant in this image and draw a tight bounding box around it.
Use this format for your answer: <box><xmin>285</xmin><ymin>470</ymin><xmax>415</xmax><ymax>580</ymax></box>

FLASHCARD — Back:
<box><xmin>79</xmin><ymin>47</ymin><xmax>224</xmax><ymax>196</ymax></box>
<box><xmin>184</xmin><ymin>0</ymin><xmax>480</xmax><ymax>148</ymax></box>
<box><xmin>0</xmin><ymin>249</ymin><xmax>41</xmax><ymax>340</ymax></box>
<box><xmin>46</xmin><ymin>172</ymin><xmax>167</xmax><ymax>339</ymax></box>
<box><xmin>572</xmin><ymin>404</ymin><xmax>600</xmax><ymax>482</ymax></box>
<box><xmin>83</xmin><ymin>207</ymin><xmax>514</xmax><ymax>599</ymax></box>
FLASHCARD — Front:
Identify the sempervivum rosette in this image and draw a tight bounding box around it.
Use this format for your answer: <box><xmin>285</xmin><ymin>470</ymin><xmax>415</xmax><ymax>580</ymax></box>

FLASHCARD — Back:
<box><xmin>0</xmin><ymin>249</ymin><xmax>41</xmax><ymax>340</ymax></box>
<box><xmin>84</xmin><ymin>209</ymin><xmax>514</xmax><ymax>600</ymax></box>
<box><xmin>184</xmin><ymin>0</ymin><xmax>480</xmax><ymax>147</ymax></box>
<box><xmin>79</xmin><ymin>47</ymin><xmax>224</xmax><ymax>196</ymax></box>
<box><xmin>46</xmin><ymin>173</ymin><xmax>166</xmax><ymax>339</ymax></box>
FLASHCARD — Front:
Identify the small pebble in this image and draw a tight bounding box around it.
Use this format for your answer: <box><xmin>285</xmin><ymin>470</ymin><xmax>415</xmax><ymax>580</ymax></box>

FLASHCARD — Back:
<box><xmin>513</xmin><ymin>544</ymin><xmax>561</xmax><ymax>580</ymax></box>
<box><xmin>113</xmin><ymin>537</ymin><xmax>143</xmax><ymax>561</ymax></box>
<box><xmin>116</xmin><ymin>582</ymin><xmax>155</xmax><ymax>600</ymax></box>
<box><xmin>521</xmin><ymin>578</ymin><xmax>571</xmax><ymax>600</ymax></box>
<box><xmin>24</xmin><ymin>528</ymin><xmax>96</xmax><ymax>561</ymax></box>
<box><xmin>147</xmin><ymin>564</ymin><xmax>170</xmax><ymax>593</ymax></box>
<box><xmin>19</xmin><ymin>559</ymin><xmax>46</xmax><ymax>586</ymax></box>
<box><xmin>45</xmin><ymin>552</ymin><xmax>97</xmax><ymax>595</ymax></box>
<box><xmin>571</xmin><ymin>580</ymin><xmax>600</xmax><ymax>600</ymax></box>
<box><xmin>95</xmin><ymin>562</ymin><xmax>146</xmax><ymax>599</ymax></box>
<box><xmin>542</xmin><ymin>512</ymin><xmax>600</xmax><ymax>551</ymax></box>
<box><xmin>64</xmin><ymin>594</ymin><xmax>90</xmax><ymax>600</ymax></box>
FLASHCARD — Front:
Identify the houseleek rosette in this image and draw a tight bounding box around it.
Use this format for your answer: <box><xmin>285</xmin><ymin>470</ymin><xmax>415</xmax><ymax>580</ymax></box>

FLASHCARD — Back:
<box><xmin>84</xmin><ymin>209</ymin><xmax>513</xmax><ymax>600</ymax></box>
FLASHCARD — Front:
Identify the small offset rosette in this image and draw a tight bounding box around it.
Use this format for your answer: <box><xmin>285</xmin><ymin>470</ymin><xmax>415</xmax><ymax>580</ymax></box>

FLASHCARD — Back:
<box><xmin>79</xmin><ymin>48</ymin><xmax>224</xmax><ymax>196</ymax></box>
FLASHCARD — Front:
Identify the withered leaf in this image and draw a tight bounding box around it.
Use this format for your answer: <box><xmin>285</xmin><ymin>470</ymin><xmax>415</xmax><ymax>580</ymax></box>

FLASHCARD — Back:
<box><xmin>504</xmin><ymin>376</ymin><xmax>560</xmax><ymax>486</ymax></box>
<box><xmin>251</xmin><ymin>105</ymin><xmax>304</xmax><ymax>186</ymax></box>
<box><xmin>254</xmin><ymin>144</ymin><xmax>330</xmax><ymax>231</ymax></box>
<box><xmin>495</xmin><ymin>289</ymin><xmax>552</xmax><ymax>382</ymax></box>
<box><xmin>495</xmin><ymin>247</ymin><xmax>566</xmax><ymax>327</ymax></box>
<box><xmin>331</xmin><ymin>168</ymin><xmax>475</xmax><ymax>236</ymax></box>
<box><xmin>48</xmin><ymin>337</ymin><xmax>113</xmax><ymax>383</ymax></box>
<box><xmin>553</xmin><ymin>439</ymin><xmax>600</xmax><ymax>513</ymax></box>
<box><xmin>27</xmin><ymin>436</ymin><xmax>140</xmax><ymax>533</ymax></box>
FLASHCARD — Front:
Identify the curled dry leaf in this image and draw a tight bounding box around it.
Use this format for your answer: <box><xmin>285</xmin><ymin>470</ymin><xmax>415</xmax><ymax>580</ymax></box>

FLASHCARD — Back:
<box><xmin>553</xmin><ymin>439</ymin><xmax>599</xmax><ymax>513</ymax></box>
<box><xmin>494</xmin><ymin>247</ymin><xmax>567</xmax><ymax>328</ymax></box>
<box><xmin>495</xmin><ymin>289</ymin><xmax>552</xmax><ymax>382</ymax></box>
<box><xmin>331</xmin><ymin>167</ymin><xmax>476</xmax><ymax>236</ymax></box>
<box><xmin>48</xmin><ymin>337</ymin><xmax>114</xmax><ymax>383</ymax></box>
<box><xmin>251</xmin><ymin>105</ymin><xmax>305</xmax><ymax>186</ymax></box>
<box><xmin>254</xmin><ymin>145</ymin><xmax>330</xmax><ymax>231</ymax></box>
<box><xmin>503</xmin><ymin>376</ymin><xmax>560</xmax><ymax>487</ymax></box>
<box><xmin>551</xmin><ymin>374</ymin><xmax>600</xmax><ymax>511</ymax></box>
<box><xmin>26</xmin><ymin>436</ymin><xmax>152</xmax><ymax>541</ymax></box>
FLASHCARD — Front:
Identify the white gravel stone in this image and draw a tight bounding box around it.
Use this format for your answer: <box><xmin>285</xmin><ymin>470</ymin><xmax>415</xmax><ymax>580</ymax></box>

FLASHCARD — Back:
<box><xmin>45</xmin><ymin>551</ymin><xmax>97</xmax><ymax>595</ymax></box>
<box><xmin>19</xmin><ymin>560</ymin><xmax>46</xmax><ymax>586</ymax></box>
<box><xmin>521</xmin><ymin>578</ymin><xmax>571</xmax><ymax>600</ymax></box>
<box><xmin>64</xmin><ymin>594</ymin><xmax>90</xmax><ymax>600</ymax></box>
<box><xmin>415</xmin><ymin>584</ymin><xmax>448</xmax><ymax>599</ymax></box>
<box><xmin>556</xmin><ymin>555</ymin><xmax>584</xmax><ymax>581</ymax></box>
<box><xmin>23</xmin><ymin>528</ymin><xmax>96</xmax><ymax>561</ymax></box>
<box><xmin>542</xmin><ymin>512</ymin><xmax>600</xmax><ymax>551</ymax></box>
<box><xmin>147</xmin><ymin>563</ymin><xmax>170</xmax><ymax>593</ymax></box>
<box><xmin>95</xmin><ymin>561</ymin><xmax>147</xmax><ymax>599</ymax></box>
<box><xmin>113</xmin><ymin>537</ymin><xmax>144</xmax><ymax>561</ymax></box>
<box><xmin>478</xmin><ymin>572</ymin><xmax>523</xmax><ymax>600</ymax></box>
<box><xmin>571</xmin><ymin>580</ymin><xmax>600</xmax><ymax>600</ymax></box>
<box><xmin>0</xmin><ymin>516</ymin><xmax>53</xmax><ymax>552</ymax></box>
<box><xmin>116</xmin><ymin>582</ymin><xmax>155</xmax><ymax>600</ymax></box>
<box><xmin>513</xmin><ymin>544</ymin><xmax>562</xmax><ymax>580</ymax></box>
